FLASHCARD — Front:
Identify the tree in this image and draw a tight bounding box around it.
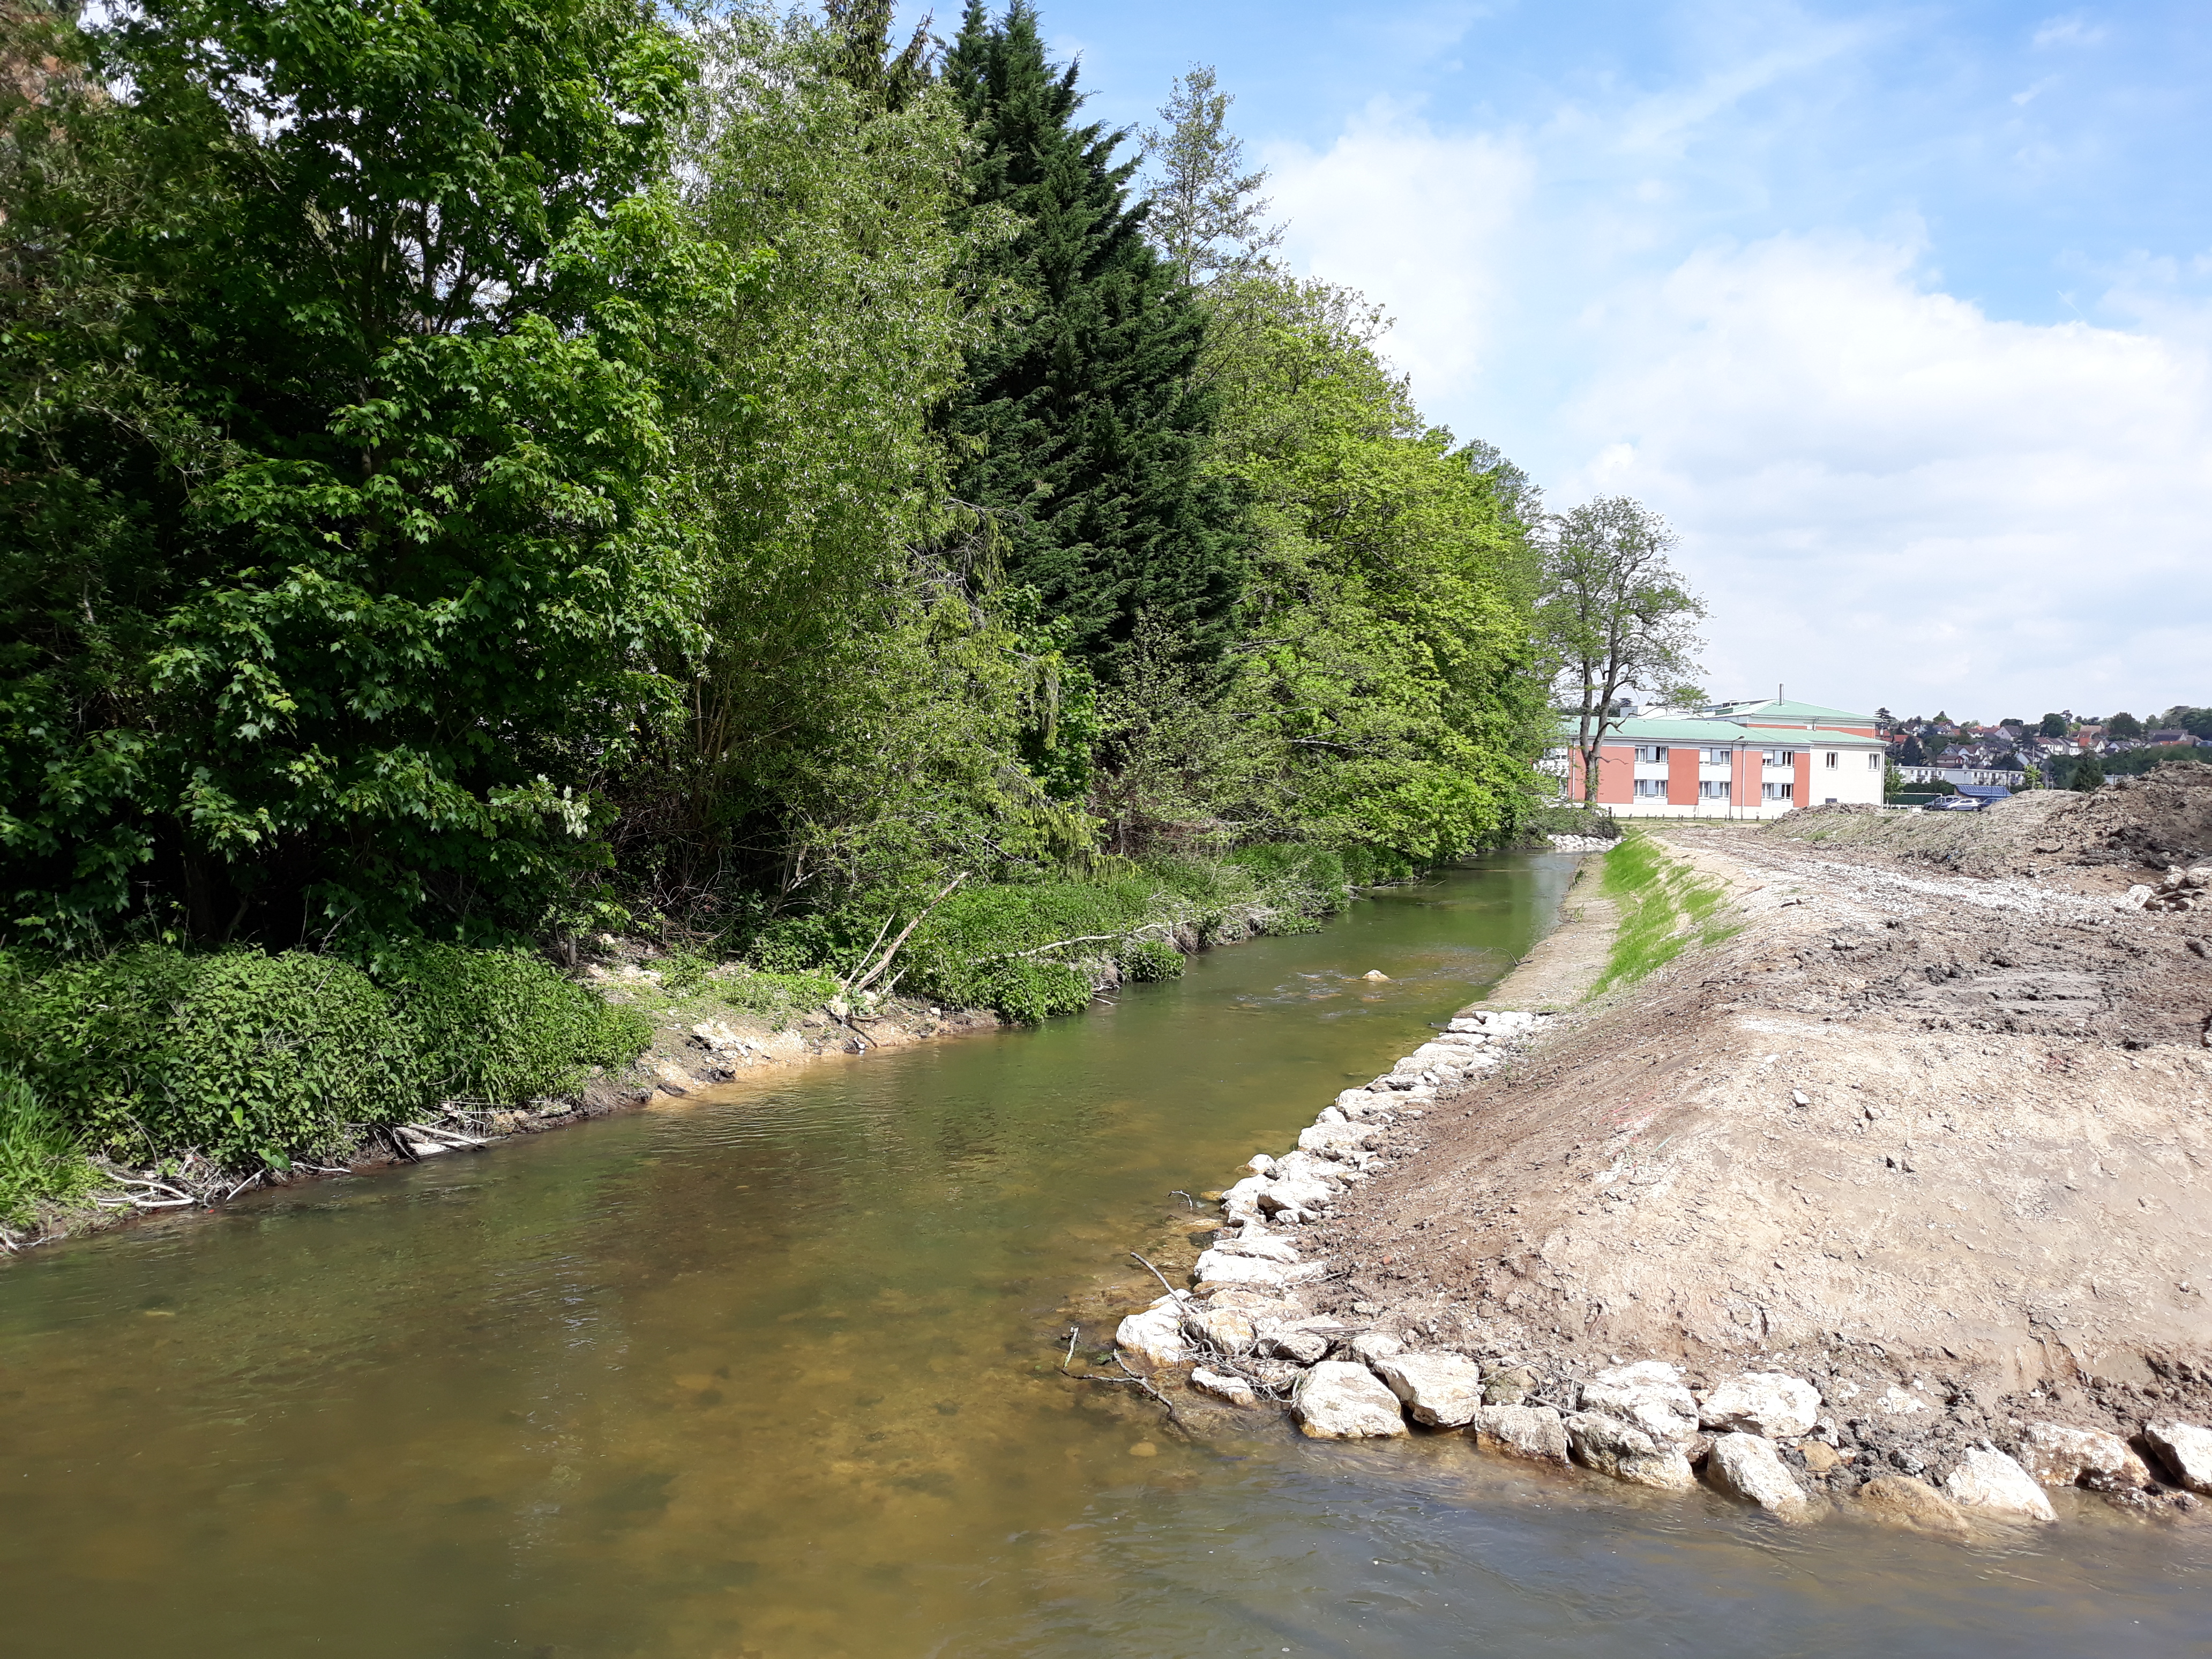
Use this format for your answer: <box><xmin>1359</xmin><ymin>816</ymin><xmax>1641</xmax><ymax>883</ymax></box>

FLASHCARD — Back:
<box><xmin>1139</xmin><ymin>63</ymin><xmax>1282</xmax><ymax>290</ymax></box>
<box><xmin>2107</xmin><ymin>711</ymin><xmax>2143</xmax><ymax>739</ymax></box>
<box><xmin>1537</xmin><ymin>498</ymin><xmax>1706</xmax><ymax>807</ymax></box>
<box><xmin>1</xmin><ymin>0</ymin><xmax>702</xmax><ymax>948</ymax></box>
<box><xmin>1883</xmin><ymin>761</ymin><xmax>1907</xmax><ymax>801</ymax></box>
<box><xmin>1195</xmin><ymin>269</ymin><xmax>1546</xmax><ymax>860</ymax></box>
<box><xmin>940</xmin><ymin>2</ymin><xmax>1244</xmax><ymax>685</ymax></box>
<box><xmin>1897</xmin><ymin>735</ymin><xmax>1926</xmax><ymax>766</ymax></box>
<box><xmin>2071</xmin><ymin>751</ymin><xmax>2105</xmax><ymax>791</ymax></box>
<box><xmin>2039</xmin><ymin>712</ymin><xmax>2067</xmax><ymax>737</ymax></box>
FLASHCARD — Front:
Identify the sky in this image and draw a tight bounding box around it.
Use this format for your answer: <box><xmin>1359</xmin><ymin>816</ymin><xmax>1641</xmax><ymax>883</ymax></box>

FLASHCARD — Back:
<box><xmin>903</xmin><ymin>1</ymin><xmax>2212</xmax><ymax>723</ymax></box>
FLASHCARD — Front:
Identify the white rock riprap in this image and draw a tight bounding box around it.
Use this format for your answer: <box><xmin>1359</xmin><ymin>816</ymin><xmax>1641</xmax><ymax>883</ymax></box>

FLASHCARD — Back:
<box><xmin>1563</xmin><ymin>1410</ymin><xmax>1697</xmax><ymax>1490</ymax></box>
<box><xmin>1191</xmin><ymin>1366</ymin><xmax>1257</xmax><ymax>1407</ymax></box>
<box><xmin>1700</xmin><ymin>1372</ymin><xmax>1821</xmax><ymax>1439</ymax></box>
<box><xmin>1115</xmin><ymin>1296</ymin><xmax>1191</xmax><ymax>1372</ymax></box>
<box><xmin>1944</xmin><ymin>1447</ymin><xmax>2057</xmax><ymax>1522</ymax></box>
<box><xmin>1471</xmin><ymin>1404</ymin><xmax>1570</xmax><ymax>1464</ymax></box>
<box><xmin>2144</xmin><ymin>1421</ymin><xmax>2212</xmax><ymax>1494</ymax></box>
<box><xmin>2017</xmin><ymin>1422</ymin><xmax>2153</xmax><ymax>1492</ymax></box>
<box><xmin>1706</xmin><ymin>1431</ymin><xmax>1810</xmax><ymax>1518</ymax></box>
<box><xmin>1293</xmin><ymin>1361</ymin><xmax>1410</xmax><ymax>1439</ymax></box>
<box><xmin>1579</xmin><ymin>1361</ymin><xmax>1700</xmax><ymax>1448</ymax></box>
<box><xmin>1373</xmin><ymin>1352</ymin><xmax>1486</xmax><ymax>1428</ymax></box>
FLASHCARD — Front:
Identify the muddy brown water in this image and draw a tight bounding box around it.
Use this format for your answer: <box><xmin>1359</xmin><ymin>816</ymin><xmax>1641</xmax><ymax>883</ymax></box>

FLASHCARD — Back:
<box><xmin>2</xmin><ymin>855</ymin><xmax>2206</xmax><ymax>1656</ymax></box>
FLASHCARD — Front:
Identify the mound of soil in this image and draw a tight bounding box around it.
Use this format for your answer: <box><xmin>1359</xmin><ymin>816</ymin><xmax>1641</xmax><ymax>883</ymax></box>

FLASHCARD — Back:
<box><xmin>1769</xmin><ymin>765</ymin><xmax>2212</xmax><ymax>876</ymax></box>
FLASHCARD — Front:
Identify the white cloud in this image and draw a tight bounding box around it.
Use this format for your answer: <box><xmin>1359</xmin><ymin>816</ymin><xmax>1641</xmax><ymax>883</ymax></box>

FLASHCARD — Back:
<box><xmin>1267</xmin><ymin>107</ymin><xmax>1533</xmax><ymax>393</ymax></box>
<box><xmin>1559</xmin><ymin>234</ymin><xmax>2212</xmax><ymax>716</ymax></box>
<box><xmin>2032</xmin><ymin>13</ymin><xmax>2107</xmax><ymax>50</ymax></box>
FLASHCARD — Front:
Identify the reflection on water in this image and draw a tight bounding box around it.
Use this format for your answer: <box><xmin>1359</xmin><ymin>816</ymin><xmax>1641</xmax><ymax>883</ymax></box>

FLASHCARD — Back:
<box><xmin>1</xmin><ymin>856</ymin><xmax>2204</xmax><ymax>1656</ymax></box>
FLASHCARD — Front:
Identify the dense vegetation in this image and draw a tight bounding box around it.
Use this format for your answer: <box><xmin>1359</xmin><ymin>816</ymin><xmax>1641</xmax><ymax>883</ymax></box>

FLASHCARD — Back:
<box><xmin>0</xmin><ymin>0</ymin><xmax>1556</xmax><ymax>1216</ymax></box>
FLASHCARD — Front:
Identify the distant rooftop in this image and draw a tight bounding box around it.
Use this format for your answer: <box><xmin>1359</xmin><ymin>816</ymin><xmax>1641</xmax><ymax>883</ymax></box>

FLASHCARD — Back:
<box><xmin>1698</xmin><ymin>698</ymin><xmax>1877</xmax><ymax>726</ymax></box>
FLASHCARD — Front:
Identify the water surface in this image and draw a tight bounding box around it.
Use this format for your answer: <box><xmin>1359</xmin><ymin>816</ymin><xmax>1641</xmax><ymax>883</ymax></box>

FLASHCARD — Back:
<box><xmin>2</xmin><ymin>855</ymin><xmax>2204</xmax><ymax>1656</ymax></box>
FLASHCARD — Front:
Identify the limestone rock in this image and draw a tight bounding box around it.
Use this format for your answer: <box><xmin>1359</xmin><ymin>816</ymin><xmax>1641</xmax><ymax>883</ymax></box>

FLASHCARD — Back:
<box><xmin>1564</xmin><ymin>1410</ymin><xmax>1696</xmax><ymax>1489</ymax></box>
<box><xmin>1292</xmin><ymin>1361</ymin><xmax>1410</xmax><ymax>1439</ymax></box>
<box><xmin>1483</xmin><ymin>1364</ymin><xmax>1539</xmax><ymax>1406</ymax></box>
<box><xmin>688</xmin><ymin>1020</ymin><xmax>752</xmax><ymax>1055</ymax></box>
<box><xmin>1241</xmin><ymin>1154</ymin><xmax>1279</xmax><ymax>1178</ymax></box>
<box><xmin>1297</xmin><ymin>1122</ymin><xmax>1385</xmax><ymax>1159</ymax></box>
<box><xmin>1705</xmin><ymin>1431</ymin><xmax>1810</xmax><ymax>1518</ymax></box>
<box><xmin>1183</xmin><ymin>1305</ymin><xmax>1258</xmax><ymax>1357</ymax></box>
<box><xmin>1257</xmin><ymin>1328</ymin><xmax>1330</xmax><ymax>1364</ymax></box>
<box><xmin>1347</xmin><ymin>1331</ymin><xmax>1405</xmax><ymax>1367</ymax></box>
<box><xmin>1257</xmin><ymin>1175</ymin><xmax>1335</xmax><ymax>1217</ymax></box>
<box><xmin>1470</xmin><ymin>1404</ymin><xmax>1569</xmax><ymax>1464</ymax></box>
<box><xmin>1115</xmin><ymin>1297</ymin><xmax>1191</xmax><ymax>1372</ymax></box>
<box><xmin>2017</xmin><ymin>1422</ymin><xmax>2153</xmax><ymax>1491</ymax></box>
<box><xmin>1209</xmin><ymin>1231</ymin><xmax>1302</xmax><ymax>1263</ymax></box>
<box><xmin>1579</xmin><ymin>1360</ymin><xmax>1699</xmax><ymax>1448</ymax></box>
<box><xmin>2144</xmin><ymin>1420</ymin><xmax>2212</xmax><ymax>1494</ymax></box>
<box><xmin>1856</xmin><ymin>1475</ymin><xmax>1968</xmax><ymax>1534</ymax></box>
<box><xmin>1220</xmin><ymin>1175</ymin><xmax>1271</xmax><ymax>1222</ymax></box>
<box><xmin>1373</xmin><ymin>1352</ymin><xmax>1486</xmax><ymax>1428</ymax></box>
<box><xmin>1944</xmin><ymin>1447</ymin><xmax>2056</xmax><ymax>1522</ymax></box>
<box><xmin>1190</xmin><ymin>1366</ymin><xmax>1257</xmax><ymax>1407</ymax></box>
<box><xmin>1700</xmin><ymin>1372</ymin><xmax>1821</xmax><ymax>1439</ymax></box>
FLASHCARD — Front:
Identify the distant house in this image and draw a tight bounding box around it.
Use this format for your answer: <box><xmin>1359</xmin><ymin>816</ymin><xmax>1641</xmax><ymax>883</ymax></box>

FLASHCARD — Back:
<box><xmin>1900</xmin><ymin>765</ymin><xmax>2028</xmax><ymax>789</ymax></box>
<box><xmin>1551</xmin><ymin>698</ymin><xmax>1885</xmax><ymax>818</ymax></box>
<box><xmin>2149</xmin><ymin>729</ymin><xmax>2195</xmax><ymax>746</ymax></box>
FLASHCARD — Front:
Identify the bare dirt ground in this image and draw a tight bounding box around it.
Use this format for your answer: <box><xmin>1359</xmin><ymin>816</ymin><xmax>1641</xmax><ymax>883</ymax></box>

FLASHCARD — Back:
<box><xmin>1306</xmin><ymin>774</ymin><xmax>2212</xmax><ymax>1505</ymax></box>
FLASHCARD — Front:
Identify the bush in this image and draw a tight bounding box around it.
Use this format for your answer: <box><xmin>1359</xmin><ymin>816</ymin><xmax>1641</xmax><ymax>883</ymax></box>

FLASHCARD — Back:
<box><xmin>0</xmin><ymin>943</ymin><xmax>651</xmax><ymax>1172</ymax></box>
<box><xmin>378</xmin><ymin>946</ymin><xmax>651</xmax><ymax>1105</ymax></box>
<box><xmin>0</xmin><ymin>1071</ymin><xmax>99</xmax><ymax>1225</ymax></box>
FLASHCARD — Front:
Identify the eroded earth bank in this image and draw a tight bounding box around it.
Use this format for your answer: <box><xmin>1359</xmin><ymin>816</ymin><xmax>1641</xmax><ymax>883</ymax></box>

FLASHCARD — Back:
<box><xmin>1115</xmin><ymin>769</ymin><xmax>2212</xmax><ymax>1537</ymax></box>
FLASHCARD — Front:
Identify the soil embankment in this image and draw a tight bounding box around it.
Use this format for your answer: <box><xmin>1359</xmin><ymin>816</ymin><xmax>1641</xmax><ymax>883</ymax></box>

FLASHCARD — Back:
<box><xmin>1126</xmin><ymin>777</ymin><xmax>2212</xmax><ymax>1529</ymax></box>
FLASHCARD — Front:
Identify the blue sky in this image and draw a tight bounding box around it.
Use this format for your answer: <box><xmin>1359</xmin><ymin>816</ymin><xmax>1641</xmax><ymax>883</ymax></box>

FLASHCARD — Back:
<box><xmin>906</xmin><ymin>3</ymin><xmax>2212</xmax><ymax>721</ymax></box>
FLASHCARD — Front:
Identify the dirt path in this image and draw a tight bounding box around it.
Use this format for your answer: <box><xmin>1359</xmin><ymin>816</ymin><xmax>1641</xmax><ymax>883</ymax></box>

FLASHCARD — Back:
<box><xmin>1303</xmin><ymin>792</ymin><xmax>2212</xmax><ymax>1505</ymax></box>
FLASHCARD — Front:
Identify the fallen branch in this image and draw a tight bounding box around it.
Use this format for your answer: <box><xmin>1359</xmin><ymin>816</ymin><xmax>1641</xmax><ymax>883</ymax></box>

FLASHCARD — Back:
<box><xmin>1129</xmin><ymin>1251</ymin><xmax>1184</xmax><ymax>1302</ymax></box>
<box><xmin>847</xmin><ymin>870</ymin><xmax>970</xmax><ymax>996</ymax></box>
<box><xmin>1062</xmin><ymin>1326</ymin><xmax>1080</xmax><ymax>1374</ymax></box>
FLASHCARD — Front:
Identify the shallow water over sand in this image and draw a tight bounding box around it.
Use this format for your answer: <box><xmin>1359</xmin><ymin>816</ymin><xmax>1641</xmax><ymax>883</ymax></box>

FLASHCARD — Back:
<box><xmin>2</xmin><ymin>854</ymin><xmax>2206</xmax><ymax>1656</ymax></box>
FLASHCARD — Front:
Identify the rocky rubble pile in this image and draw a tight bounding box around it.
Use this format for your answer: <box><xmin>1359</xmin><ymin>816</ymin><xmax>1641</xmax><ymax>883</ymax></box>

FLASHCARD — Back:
<box><xmin>2119</xmin><ymin>864</ymin><xmax>2212</xmax><ymax>914</ymax></box>
<box><xmin>1113</xmin><ymin>1005</ymin><xmax>2212</xmax><ymax>1535</ymax></box>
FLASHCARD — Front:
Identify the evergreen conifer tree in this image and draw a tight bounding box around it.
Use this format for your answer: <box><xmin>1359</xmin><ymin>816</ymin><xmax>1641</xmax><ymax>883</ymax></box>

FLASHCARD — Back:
<box><xmin>941</xmin><ymin>2</ymin><xmax>1243</xmax><ymax>684</ymax></box>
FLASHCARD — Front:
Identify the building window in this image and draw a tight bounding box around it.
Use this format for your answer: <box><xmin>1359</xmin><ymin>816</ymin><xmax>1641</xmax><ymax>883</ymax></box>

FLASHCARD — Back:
<box><xmin>1700</xmin><ymin>749</ymin><xmax>1732</xmax><ymax>766</ymax></box>
<box><xmin>1699</xmin><ymin>780</ymin><xmax>1730</xmax><ymax>799</ymax></box>
<box><xmin>1634</xmin><ymin>779</ymin><xmax>1667</xmax><ymax>798</ymax></box>
<box><xmin>1762</xmin><ymin>782</ymin><xmax>1793</xmax><ymax>802</ymax></box>
<box><xmin>1762</xmin><ymin>750</ymin><xmax>1795</xmax><ymax>767</ymax></box>
<box><xmin>1824</xmin><ymin>750</ymin><xmax>1839</xmax><ymax>768</ymax></box>
<box><xmin>1634</xmin><ymin>745</ymin><xmax>1668</xmax><ymax>764</ymax></box>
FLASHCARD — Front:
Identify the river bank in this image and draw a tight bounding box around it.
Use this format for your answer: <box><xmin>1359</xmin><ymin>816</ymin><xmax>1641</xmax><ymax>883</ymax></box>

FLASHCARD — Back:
<box><xmin>0</xmin><ymin>838</ymin><xmax>1480</xmax><ymax>1256</ymax></box>
<box><xmin>1117</xmin><ymin>777</ymin><xmax>2212</xmax><ymax>1536</ymax></box>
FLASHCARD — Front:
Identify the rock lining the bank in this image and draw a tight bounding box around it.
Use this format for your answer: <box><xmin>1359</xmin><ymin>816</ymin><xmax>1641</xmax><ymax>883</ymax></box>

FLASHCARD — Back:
<box><xmin>1113</xmin><ymin>1001</ymin><xmax>2212</xmax><ymax>1534</ymax></box>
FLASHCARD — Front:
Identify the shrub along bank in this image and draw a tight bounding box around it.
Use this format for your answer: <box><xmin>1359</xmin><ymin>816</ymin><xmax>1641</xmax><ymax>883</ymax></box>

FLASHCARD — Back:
<box><xmin>0</xmin><ymin>843</ymin><xmax>1413</xmax><ymax>1234</ymax></box>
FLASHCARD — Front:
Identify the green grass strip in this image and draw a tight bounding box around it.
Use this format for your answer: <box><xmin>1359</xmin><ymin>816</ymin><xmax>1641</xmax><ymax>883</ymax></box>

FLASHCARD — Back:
<box><xmin>1587</xmin><ymin>831</ymin><xmax>1739</xmax><ymax>1000</ymax></box>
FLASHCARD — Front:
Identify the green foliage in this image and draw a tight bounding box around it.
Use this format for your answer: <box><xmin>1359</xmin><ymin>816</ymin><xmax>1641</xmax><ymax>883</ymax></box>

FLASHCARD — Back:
<box><xmin>1191</xmin><ymin>270</ymin><xmax>1551</xmax><ymax>863</ymax></box>
<box><xmin>1588</xmin><ymin>834</ymin><xmax>1735</xmax><ymax>999</ymax></box>
<box><xmin>709</xmin><ymin>966</ymin><xmax>842</xmax><ymax>1028</ymax></box>
<box><xmin>0</xmin><ymin>944</ymin><xmax>648</xmax><ymax>1170</ymax></box>
<box><xmin>376</xmin><ymin>946</ymin><xmax>650</xmax><ymax>1105</ymax></box>
<box><xmin>883</xmin><ymin>845</ymin><xmax>1347</xmax><ymax>1021</ymax></box>
<box><xmin>941</xmin><ymin>2</ymin><xmax>1246</xmax><ymax>684</ymax></box>
<box><xmin>0</xmin><ymin>1072</ymin><xmax>100</xmax><ymax>1226</ymax></box>
<box><xmin>2071</xmin><ymin>752</ymin><xmax>2106</xmax><ymax>792</ymax></box>
<box><xmin>2093</xmin><ymin>744</ymin><xmax>2206</xmax><ymax>779</ymax></box>
<box><xmin>2</xmin><ymin>0</ymin><xmax>709</xmax><ymax>947</ymax></box>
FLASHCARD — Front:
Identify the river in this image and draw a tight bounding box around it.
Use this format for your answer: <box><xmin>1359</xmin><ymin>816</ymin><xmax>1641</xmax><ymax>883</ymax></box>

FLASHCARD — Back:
<box><xmin>2</xmin><ymin>854</ymin><xmax>2205</xmax><ymax>1656</ymax></box>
